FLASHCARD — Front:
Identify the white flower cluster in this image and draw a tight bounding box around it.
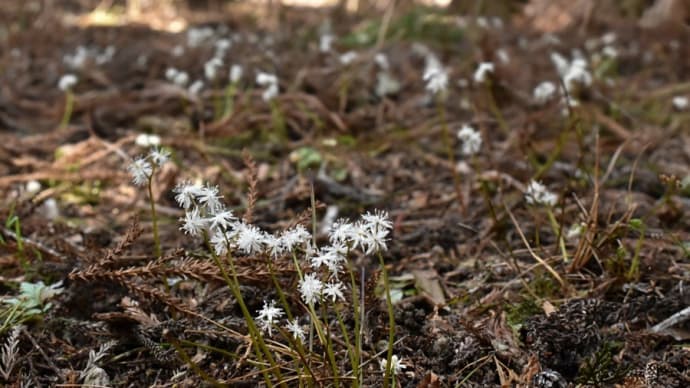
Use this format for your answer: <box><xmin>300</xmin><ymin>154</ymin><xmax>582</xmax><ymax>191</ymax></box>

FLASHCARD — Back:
<box><xmin>550</xmin><ymin>52</ymin><xmax>592</xmax><ymax>94</ymax></box>
<box><xmin>127</xmin><ymin>147</ymin><xmax>170</xmax><ymax>186</ymax></box>
<box><xmin>457</xmin><ymin>124</ymin><xmax>482</xmax><ymax>156</ymax></box>
<box><xmin>423</xmin><ymin>57</ymin><xmax>448</xmax><ymax>95</ymax></box>
<box><xmin>165</xmin><ymin>67</ymin><xmax>190</xmax><ymax>87</ymax></box>
<box><xmin>256</xmin><ymin>72</ymin><xmax>279</xmax><ymax>102</ymax></box>
<box><xmin>524</xmin><ymin>180</ymin><xmax>558</xmax><ymax>207</ymax></box>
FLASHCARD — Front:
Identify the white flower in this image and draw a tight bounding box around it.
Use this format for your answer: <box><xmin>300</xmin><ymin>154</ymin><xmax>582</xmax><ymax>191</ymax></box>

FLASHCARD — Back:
<box><xmin>180</xmin><ymin>207</ymin><xmax>207</xmax><ymax>236</ymax></box>
<box><xmin>374</xmin><ymin>53</ymin><xmax>389</xmax><ymax>70</ymax></box>
<box><xmin>127</xmin><ymin>157</ymin><xmax>152</xmax><ymax>186</ymax></box>
<box><xmin>323</xmin><ymin>281</ymin><xmax>345</xmax><ymax>302</ymax></box>
<box><xmin>256</xmin><ymin>300</ymin><xmax>283</xmax><ymax>336</ymax></box>
<box><xmin>214</xmin><ymin>38</ymin><xmax>231</xmax><ymax>54</ymax></box>
<box><xmin>329</xmin><ymin>220</ymin><xmax>356</xmax><ymax>244</ymax></box>
<box><xmin>380</xmin><ymin>355</ymin><xmax>406</xmax><ymax>376</ymax></box>
<box><xmin>263</xmin><ymin>234</ymin><xmax>285</xmax><ymax>258</ymax></box>
<box><xmin>533</xmin><ymin>81</ymin><xmax>557</xmax><ymax>104</ymax></box>
<box><xmin>281</xmin><ymin>225</ymin><xmax>311</xmax><ymax>252</ymax></box>
<box><xmin>210</xmin><ymin>229</ymin><xmax>231</xmax><ymax>256</ymax></box>
<box><xmin>339</xmin><ymin>51</ymin><xmax>358</xmax><ymax>65</ymax></box>
<box><xmin>165</xmin><ymin>67</ymin><xmax>179</xmax><ymax>81</ymax></box>
<box><xmin>197</xmin><ymin>185</ymin><xmax>223</xmax><ymax>213</ymax></box>
<box><xmin>362</xmin><ymin>227</ymin><xmax>389</xmax><ymax>255</ymax></box>
<box><xmin>188</xmin><ymin>80</ymin><xmax>204</xmax><ymax>95</ymax></box>
<box><xmin>473</xmin><ymin>62</ymin><xmax>494</xmax><ymax>84</ymax></box>
<box><xmin>58</xmin><ymin>74</ymin><xmax>78</xmax><ymax>91</ymax></box>
<box><xmin>376</xmin><ymin>72</ymin><xmax>401</xmax><ymax>97</ymax></box>
<box><xmin>563</xmin><ymin>59</ymin><xmax>592</xmax><ymax>91</ymax></box>
<box><xmin>204</xmin><ymin>57</ymin><xmax>223</xmax><ymax>80</ymax></box>
<box><xmin>285</xmin><ymin>318</ymin><xmax>305</xmax><ymax>342</ymax></box>
<box><xmin>456</xmin><ymin>125</ymin><xmax>482</xmax><ymax>156</ymax></box>
<box><xmin>256</xmin><ymin>72</ymin><xmax>279</xmax><ymax>101</ymax></box>
<box><xmin>135</xmin><ymin>133</ymin><xmax>161</xmax><ymax>148</ymax></box>
<box><xmin>362</xmin><ymin>210</ymin><xmax>393</xmax><ymax>233</ymax></box>
<box><xmin>26</xmin><ymin>180</ymin><xmax>41</xmax><ymax>194</ymax></box>
<box><xmin>149</xmin><ymin>147</ymin><xmax>170</xmax><ymax>166</ymax></box>
<box><xmin>209</xmin><ymin>209</ymin><xmax>236</xmax><ymax>231</ymax></box>
<box><xmin>173</xmin><ymin>71</ymin><xmax>190</xmax><ymax>87</ymax></box>
<box><xmin>672</xmin><ymin>96</ymin><xmax>688</xmax><ymax>110</ymax></box>
<box><xmin>423</xmin><ymin>60</ymin><xmax>448</xmax><ymax>95</ymax></box>
<box><xmin>299</xmin><ymin>273</ymin><xmax>323</xmax><ymax>305</ymax></box>
<box><xmin>229</xmin><ymin>64</ymin><xmax>243</xmax><ymax>83</ymax></box>
<box><xmin>319</xmin><ymin>34</ymin><xmax>334</xmax><ymax>52</ymax></box>
<box><xmin>566</xmin><ymin>222</ymin><xmax>586</xmax><ymax>240</ymax></box>
<box><xmin>525</xmin><ymin>180</ymin><xmax>558</xmax><ymax>207</ymax></box>
<box><xmin>236</xmin><ymin>223</ymin><xmax>265</xmax><ymax>255</ymax></box>
<box><xmin>173</xmin><ymin>182</ymin><xmax>203</xmax><ymax>210</ymax></box>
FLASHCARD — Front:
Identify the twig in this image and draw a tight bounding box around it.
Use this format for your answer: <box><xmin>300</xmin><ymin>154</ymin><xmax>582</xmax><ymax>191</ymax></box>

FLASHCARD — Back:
<box><xmin>650</xmin><ymin>306</ymin><xmax>690</xmax><ymax>333</ymax></box>
<box><xmin>21</xmin><ymin>327</ymin><xmax>62</xmax><ymax>378</ymax></box>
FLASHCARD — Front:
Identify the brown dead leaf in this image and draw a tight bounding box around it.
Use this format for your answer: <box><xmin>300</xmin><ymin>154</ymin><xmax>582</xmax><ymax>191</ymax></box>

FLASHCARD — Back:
<box><xmin>412</xmin><ymin>269</ymin><xmax>446</xmax><ymax>306</ymax></box>
<box><xmin>417</xmin><ymin>372</ymin><xmax>441</xmax><ymax>388</ymax></box>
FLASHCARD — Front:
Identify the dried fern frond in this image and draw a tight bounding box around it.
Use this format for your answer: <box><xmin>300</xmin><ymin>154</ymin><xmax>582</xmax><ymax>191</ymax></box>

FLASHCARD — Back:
<box><xmin>0</xmin><ymin>325</ymin><xmax>22</xmax><ymax>381</ymax></box>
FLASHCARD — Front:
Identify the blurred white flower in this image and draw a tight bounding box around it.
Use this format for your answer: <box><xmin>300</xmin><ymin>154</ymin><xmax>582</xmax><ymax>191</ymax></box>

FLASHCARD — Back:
<box><xmin>375</xmin><ymin>53</ymin><xmax>389</xmax><ymax>70</ymax></box>
<box><xmin>229</xmin><ymin>64</ymin><xmax>243</xmax><ymax>83</ymax></box>
<box><xmin>339</xmin><ymin>51</ymin><xmax>358</xmax><ymax>65</ymax></box>
<box><xmin>473</xmin><ymin>62</ymin><xmax>494</xmax><ymax>84</ymax></box>
<box><xmin>188</xmin><ymin>80</ymin><xmax>204</xmax><ymax>95</ymax></box>
<box><xmin>209</xmin><ymin>209</ymin><xmax>236</xmax><ymax>231</ymax></box>
<box><xmin>533</xmin><ymin>81</ymin><xmax>557</xmax><ymax>104</ymax></box>
<box><xmin>376</xmin><ymin>72</ymin><xmax>401</xmax><ymax>98</ymax></box>
<box><xmin>149</xmin><ymin>147</ymin><xmax>170</xmax><ymax>166</ymax></box>
<box><xmin>58</xmin><ymin>74</ymin><xmax>78</xmax><ymax>91</ymax></box>
<box><xmin>197</xmin><ymin>184</ymin><xmax>223</xmax><ymax>214</ymax></box>
<box><xmin>204</xmin><ymin>57</ymin><xmax>223</xmax><ymax>80</ymax></box>
<box><xmin>672</xmin><ymin>96</ymin><xmax>688</xmax><ymax>110</ymax></box>
<box><xmin>525</xmin><ymin>180</ymin><xmax>558</xmax><ymax>207</ymax></box>
<box><xmin>135</xmin><ymin>133</ymin><xmax>161</xmax><ymax>148</ymax></box>
<box><xmin>173</xmin><ymin>182</ymin><xmax>203</xmax><ymax>210</ymax></box>
<box><xmin>319</xmin><ymin>34</ymin><xmax>334</xmax><ymax>52</ymax></box>
<box><xmin>457</xmin><ymin>124</ymin><xmax>482</xmax><ymax>156</ymax></box>
<box><xmin>256</xmin><ymin>72</ymin><xmax>279</xmax><ymax>101</ymax></box>
<box><xmin>423</xmin><ymin>59</ymin><xmax>448</xmax><ymax>95</ymax></box>
<box><xmin>26</xmin><ymin>180</ymin><xmax>41</xmax><ymax>194</ymax></box>
<box><xmin>281</xmin><ymin>225</ymin><xmax>311</xmax><ymax>252</ymax></box>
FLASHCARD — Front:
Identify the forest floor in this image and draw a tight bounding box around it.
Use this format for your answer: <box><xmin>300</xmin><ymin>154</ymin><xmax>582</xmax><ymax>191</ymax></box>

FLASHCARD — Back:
<box><xmin>0</xmin><ymin>1</ymin><xmax>689</xmax><ymax>387</ymax></box>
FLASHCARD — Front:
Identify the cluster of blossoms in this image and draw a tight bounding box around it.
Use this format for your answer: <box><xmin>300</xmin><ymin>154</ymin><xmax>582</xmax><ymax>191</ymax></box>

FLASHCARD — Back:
<box><xmin>256</xmin><ymin>71</ymin><xmax>279</xmax><ymax>102</ymax></box>
<box><xmin>457</xmin><ymin>124</ymin><xmax>482</xmax><ymax>156</ymax></box>
<box><xmin>423</xmin><ymin>56</ymin><xmax>448</xmax><ymax>95</ymax></box>
<box><xmin>524</xmin><ymin>180</ymin><xmax>558</xmax><ymax>207</ymax></box>
<box><xmin>127</xmin><ymin>147</ymin><xmax>170</xmax><ymax>186</ymax></box>
<box><xmin>253</xmin><ymin>209</ymin><xmax>393</xmax><ymax>339</ymax></box>
<box><xmin>174</xmin><ymin>181</ymin><xmax>393</xmax><ymax>338</ymax></box>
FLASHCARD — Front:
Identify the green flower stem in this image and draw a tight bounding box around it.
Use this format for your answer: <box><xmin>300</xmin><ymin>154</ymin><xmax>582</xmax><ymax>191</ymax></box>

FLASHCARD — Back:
<box><xmin>377</xmin><ymin>251</ymin><xmax>395</xmax><ymax>388</ymax></box>
<box><xmin>345</xmin><ymin>259</ymin><xmax>362</xmax><ymax>386</ymax></box>
<box><xmin>437</xmin><ymin>99</ymin><xmax>465</xmax><ymax>212</ymax></box>
<box><xmin>60</xmin><ymin>91</ymin><xmax>74</xmax><ymax>128</ymax></box>
<box><xmin>546</xmin><ymin>207</ymin><xmax>569</xmax><ymax>263</ymax></box>
<box><xmin>146</xmin><ymin>172</ymin><xmax>161</xmax><ymax>258</ymax></box>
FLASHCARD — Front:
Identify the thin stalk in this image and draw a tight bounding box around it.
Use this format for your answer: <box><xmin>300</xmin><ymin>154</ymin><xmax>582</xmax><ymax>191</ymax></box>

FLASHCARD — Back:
<box><xmin>60</xmin><ymin>91</ymin><xmax>74</xmax><ymax>128</ymax></box>
<box><xmin>345</xmin><ymin>259</ymin><xmax>362</xmax><ymax>386</ymax></box>
<box><xmin>377</xmin><ymin>251</ymin><xmax>395</xmax><ymax>388</ymax></box>
<box><xmin>147</xmin><ymin>172</ymin><xmax>161</xmax><ymax>258</ymax></box>
<box><xmin>546</xmin><ymin>208</ymin><xmax>569</xmax><ymax>262</ymax></box>
<box><xmin>438</xmin><ymin>100</ymin><xmax>466</xmax><ymax>212</ymax></box>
